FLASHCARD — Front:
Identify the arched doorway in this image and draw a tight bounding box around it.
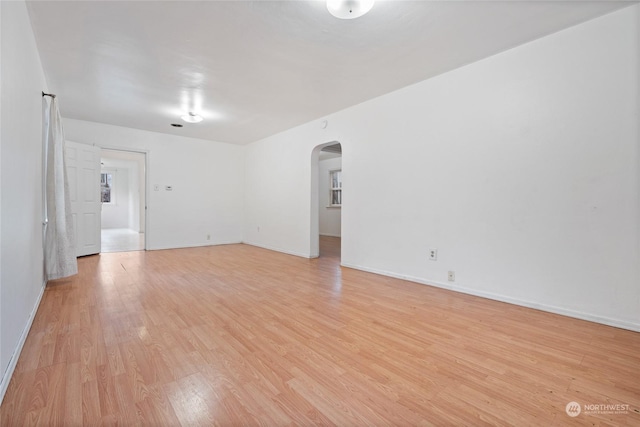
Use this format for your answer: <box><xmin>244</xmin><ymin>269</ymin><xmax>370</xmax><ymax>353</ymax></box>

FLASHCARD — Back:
<box><xmin>310</xmin><ymin>141</ymin><xmax>342</xmax><ymax>258</ymax></box>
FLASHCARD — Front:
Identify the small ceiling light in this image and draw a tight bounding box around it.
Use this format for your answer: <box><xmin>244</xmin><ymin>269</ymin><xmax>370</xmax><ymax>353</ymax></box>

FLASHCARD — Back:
<box><xmin>327</xmin><ymin>0</ymin><xmax>374</xmax><ymax>19</ymax></box>
<box><xmin>181</xmin><ymin>112</ymin><xmax>203</xmax><ymax>123</ymax></box>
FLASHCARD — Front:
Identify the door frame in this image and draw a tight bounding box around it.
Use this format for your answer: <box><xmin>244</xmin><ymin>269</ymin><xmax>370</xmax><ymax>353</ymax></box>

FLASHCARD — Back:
<box><xmin>99</xmin><ymin>146</ymin><xmax>150</xmax><ymax>251</ymax></box>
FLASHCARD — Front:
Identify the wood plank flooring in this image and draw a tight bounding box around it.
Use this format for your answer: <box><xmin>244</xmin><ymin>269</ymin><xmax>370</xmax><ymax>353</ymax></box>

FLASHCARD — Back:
<box><xmin>1</xmin><ymin>236</ymin><xmax>639</xmax><ymax>426</ymax></box>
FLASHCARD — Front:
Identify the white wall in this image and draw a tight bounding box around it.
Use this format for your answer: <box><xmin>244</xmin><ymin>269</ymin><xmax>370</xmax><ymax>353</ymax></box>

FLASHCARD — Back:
<box><xmin>243</xmin><ymin>6</ymin><xmax>640</xmax><ymax>331</ymax></box>
<box><xmin>0</xmin><ymin>1</ymin><xmax>3</xmax><ymax>392</ymax></box>
<box><xmin>244</xmin><ymin>131</ymin><xmax>314</xmax><ymax>257</ymax></box>
<box><xmin>125</xmin><ymin>163</ymin><xmax>137</xmax><ymax>231</ymax></box>
<box><xmin>318</xmin><ymin>156</ymin><xmax>342</xmax><ymax>237</ymax></box>
<box><xmin>126</xmin><ymin>161</ymin><xmax>141</xmax><ymax>232</ymax></box>
<box><xmin>0</xmin><ymin>0</ymin><xmax>48</xmax><ymax>399</ymax></box>
<box><xmin>101</xmin><ymin>165</ymin><xmax>132</xmax><ymax>229</ymax></box>
<box><xmin>64</xmin><ymin>119</ymin><xmax>244</xmax><ymax>249</ymax></box>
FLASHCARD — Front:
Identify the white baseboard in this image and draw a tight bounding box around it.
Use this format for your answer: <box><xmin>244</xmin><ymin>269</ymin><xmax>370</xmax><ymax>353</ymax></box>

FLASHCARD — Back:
<box><xmin>340</xmin><ymin>262</ymin><xmax>640</xmax><ymax>333</ymax></box>
<box><xmin>147</xmin><ymin>240</ymin><xmax>242</xmax><ymax>251</ymax></box>
<box><xmin>0</xmin><ymin>280</ymin><xmax>46</xmax><ymax>404</ymax></box>
<box><xmin>319</xmin><ymin>233</ymin><xmax>341</xmax><ymax>238</ymax></box>
<box><xmin>242</xmin><ymin>241</ymin><xmax>312</xmax><ymax>259</ymax></box>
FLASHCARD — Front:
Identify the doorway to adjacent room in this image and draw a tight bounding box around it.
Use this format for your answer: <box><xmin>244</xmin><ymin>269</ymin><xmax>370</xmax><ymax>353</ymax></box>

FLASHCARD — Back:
<box><xmin>100</xmin><ymin>149</ymin><xmax>146</xmax><ymax>252</ymax></box>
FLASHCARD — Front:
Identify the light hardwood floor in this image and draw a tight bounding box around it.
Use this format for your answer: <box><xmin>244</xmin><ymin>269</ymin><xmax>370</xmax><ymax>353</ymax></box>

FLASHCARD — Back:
<box><xmin>1</xmin><ymin>237</ymin><xmax>639</xmax><ymax>425</ymax></box>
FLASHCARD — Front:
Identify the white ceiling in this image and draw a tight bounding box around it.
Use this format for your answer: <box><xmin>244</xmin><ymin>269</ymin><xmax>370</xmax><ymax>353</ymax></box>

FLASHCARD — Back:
<box><xmin>27</xmin><ymin>1</ymin><xmax>632</xmax><ymax>145</ymax></box>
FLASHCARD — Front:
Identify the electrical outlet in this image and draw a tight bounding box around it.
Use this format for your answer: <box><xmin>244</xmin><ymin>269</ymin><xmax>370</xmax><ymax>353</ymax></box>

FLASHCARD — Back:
<box><xmin>206</xmin><ymin>234</ymin><xmax>211</xmax><ymax>240</ymax></box>
<box><xmin>154</xmin><ymin>184</ymin><xmax>160</xmax><ymax>191</ymax></box>
<box><xmin>448</xmin><ymin>271</ymin><xmax>455</xmax><ymax>282</ymax></box>
<box><xmin>429</xmin><ymin>248</ymin><xmax>437</xmax><ymax>261</ymax></box>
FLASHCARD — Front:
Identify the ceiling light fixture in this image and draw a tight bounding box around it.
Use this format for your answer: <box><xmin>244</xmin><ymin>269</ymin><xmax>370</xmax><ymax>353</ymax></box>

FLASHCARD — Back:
<box><xmin>327</xmin><ymin>0</ymin><xmax>374</xmax><ymax>19</ymax></box>
<box><xmin>181</xmin><ymin>112</ymin><xmax>203</xmax><ymax>123</ymax></box>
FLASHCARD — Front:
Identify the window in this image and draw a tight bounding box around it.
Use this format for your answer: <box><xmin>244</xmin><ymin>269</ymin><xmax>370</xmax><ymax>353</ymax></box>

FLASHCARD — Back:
<box><xmin>101</xmin><ymin>172</ymin><xmax>113</xmax><ymax>203</ymax></box>
<box><xmin>329</xmin><ymin>169</ymin><xmax>342</xmax><ymax>207</ymax></box>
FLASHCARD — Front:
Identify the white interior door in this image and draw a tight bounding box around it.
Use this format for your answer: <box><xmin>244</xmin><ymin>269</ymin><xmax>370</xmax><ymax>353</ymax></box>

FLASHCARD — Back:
<box><xmin>66</xmin><ymin>141</ymin><xmax>101</xmax><ymax>256</ymax></box>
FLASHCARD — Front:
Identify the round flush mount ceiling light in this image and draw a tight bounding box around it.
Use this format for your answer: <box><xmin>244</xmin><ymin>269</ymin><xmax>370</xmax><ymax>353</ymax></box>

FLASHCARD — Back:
<box><xmin>327</xmin><ymin>0</ymin><xmax>374</xmax><ymax>19</ymax></box>
<box><xmin>181</xmin><ymin>112</ymin><xmax>203</xmax><ymax>123</ymax></box>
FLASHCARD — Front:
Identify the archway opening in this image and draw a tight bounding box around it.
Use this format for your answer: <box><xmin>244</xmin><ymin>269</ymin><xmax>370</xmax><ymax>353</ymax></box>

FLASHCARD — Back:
<box><xmin>310</xmin><ymin>141</ymin><xmax>342</xmax><ymax>259</ymax></box>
